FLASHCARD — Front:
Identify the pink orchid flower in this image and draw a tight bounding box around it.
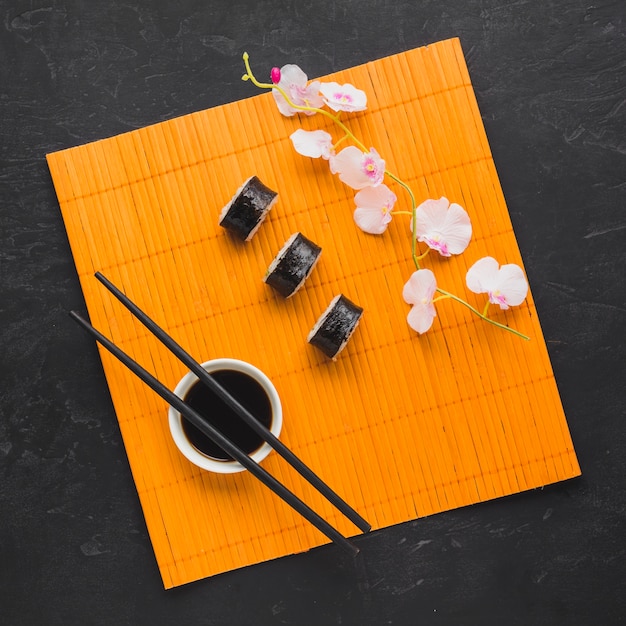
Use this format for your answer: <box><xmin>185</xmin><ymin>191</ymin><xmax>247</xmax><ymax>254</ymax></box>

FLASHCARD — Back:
<box><xmin>402</xmin><ymin>269</ymin><xmax>438</xmax><ymax>334</ymax></box>
<box><xmin>413</xmin><ymin>197</ymin><xmax>472</xmax><ymax>257</ymax></box>
<box><xmin>290</xmin><ymin>129</ymin><xmax>334</xmax><ymax>159</ymax></box>
<box><xmin>272</xmin><ymin>64</ymin><xmax>324</xmax><ymax>117</ymax></box>
<box><xmin>353</xmin><ymin>184</ymin><xmax>397</xmax><ymax>234</ymax></box>
<box><xmin>465</xmin><ymin>256</ymin><xmax>528</xmax><ymax>310</ymax></box>
<box><xmin>319</xmin><ymin>82</ymin><xmax>367</xmax><ymax>112</ymax></box>
<box><xmin>329</xmin><ymin>146</ymin><xmax>385</xmax><ymax>190</ymax></box>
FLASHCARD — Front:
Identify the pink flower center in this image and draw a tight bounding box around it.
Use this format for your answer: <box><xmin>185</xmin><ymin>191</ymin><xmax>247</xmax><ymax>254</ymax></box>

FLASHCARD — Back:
<box><xmin>362</xmin><ymin>156</ymin><xmax>380</xmax><ymax>179</ymax></box>
<box><xmin>334</xmin><ymin>92</ymin><xmax>352</xmax><ymax>103</ymax></box>
<box><xmin>424</xmin><ymin>236</ymin><xmax>449</xmax><ymax>256</ymax></box>
<box><xmin>489</xmin><ymin>290</ymin><xmax>507</xmax><ymax>306</ymax></box>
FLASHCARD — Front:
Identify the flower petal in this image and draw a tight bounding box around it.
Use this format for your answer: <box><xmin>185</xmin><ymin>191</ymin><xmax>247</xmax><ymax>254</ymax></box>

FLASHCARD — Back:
<box><xmin>319</xmin><ymin>82</ymin><xmax>367</xmax><ymax>112</ymax></box>
<box><xmin>414</xmin><ymin>197</ymin><xmax>472</xmax><ymax>256</ymax></box>
<box><xmin>439</xmin><ymin>202</ymin><xmax>472</xmax><ymax>254</ymax></box>
<box><xmin>403</xmin><ymin>270</ymin><xmax>438</xmax><ymax>333</ymax></box>
<box><xmin>297</xmin><ymin>80</ymin><xmax>324</xmax><ymax>113</ymax></box>
<box><xmin>495</xmin><ymin>264</ymin><xmax>529</xmax><ymax>307</ymax></box>
<box><xmin>279</xmin><ymin>64</ymin><xmax>308</xmax><ymax>87</ymax></box>
<box><xmin>465</xmin><ymin>256</ymin><xmax>500</xmax><ymax>294</ymax></box>
<box><xmin>407</xmin><ymin>301</ymin><xmax>437</xmax><ymax>334</ymax></box>
<box><xmin>290</xmin><ymin>129</ymin><xmax>334</xmax><ymax>159</ymax></box>
<box><xmin>272</xmin><ymin>64</ymin><xmax>307</xmax><ymax>116</ymax></box>
<box><xmin>414</xmin><ymin>197</ymin><xmax>450</xmax><ymax>233</ymax></box>
<box><xmin>402</xmin><ymin>269</ymin><xmax>437</xmax><ymax>305</ymax></box>
<box><xmin>352</xmin><ymin>184</ymin><xmax>396</xmax><ymax>234</ymax></box>
<box><xmin>273</xmin><ymin>91</ymin><xmax>297</xmax><ymax>116</ymax></box>
<box><xmin>329</xmin><ymin>146</ymin><xmax>385</xmax><ymax>190</ymax></box>
<box><xmin>353</xmin><ymin>207</ymin><xmax>390</xmax><ymax>234</ymax></box>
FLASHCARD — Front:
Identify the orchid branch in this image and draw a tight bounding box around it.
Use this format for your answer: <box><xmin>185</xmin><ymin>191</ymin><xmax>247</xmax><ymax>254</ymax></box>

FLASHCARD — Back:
<box><xmin>241</xmin><ymin>53</ymin><xmax>530</xmax><ymax>341</ymax></box>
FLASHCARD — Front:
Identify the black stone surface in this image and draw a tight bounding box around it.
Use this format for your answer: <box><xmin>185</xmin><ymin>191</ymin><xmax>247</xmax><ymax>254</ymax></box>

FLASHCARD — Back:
<box><xmin>1</xmin><ymin>1</ymin><xmax>624</xmax><ymax>624</ymax></box>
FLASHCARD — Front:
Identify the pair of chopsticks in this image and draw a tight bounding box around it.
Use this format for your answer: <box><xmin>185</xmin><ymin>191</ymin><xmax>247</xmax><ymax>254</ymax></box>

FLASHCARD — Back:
<box><xmin>70</xmin><ymin>272</ymin><xmax>370</xmax><ymax>556</ymax></box>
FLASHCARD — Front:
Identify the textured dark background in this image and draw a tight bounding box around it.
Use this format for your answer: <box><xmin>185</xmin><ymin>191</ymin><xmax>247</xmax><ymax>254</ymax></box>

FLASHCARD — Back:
<box><xmin>1</xmin><ymin>0</ymin><xmax>625</xmax><ymax>624</ymax></box>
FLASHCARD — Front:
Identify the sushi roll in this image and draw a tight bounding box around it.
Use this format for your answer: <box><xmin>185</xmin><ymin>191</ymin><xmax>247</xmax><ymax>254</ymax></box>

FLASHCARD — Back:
<box><xmin>308</xmin><ymin>294</ymin><xmax>363</xmax><ymax>360</ymax></box>
<box><xmin>219</xmin><ymin>176</ymin><xmax>278</xmax><ymax>241</ymax></box>
<box><xmin>264</xmin><ymin>232</ymin><xmax>322</xmax><ymax>298</ymax></box>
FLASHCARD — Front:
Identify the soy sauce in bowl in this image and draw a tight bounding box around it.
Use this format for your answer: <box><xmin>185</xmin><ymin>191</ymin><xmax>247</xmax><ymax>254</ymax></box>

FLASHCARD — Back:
<box><xmin>181</xmin><ymin>369</ymin><xmax>272</xmax><ymax>461</ymax></box>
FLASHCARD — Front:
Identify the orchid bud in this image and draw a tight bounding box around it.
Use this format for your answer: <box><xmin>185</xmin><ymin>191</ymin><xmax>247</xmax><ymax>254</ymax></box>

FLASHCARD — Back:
<box><xmin>270</xmin><ymin>67</ymin><xmax>281</xmax><ymax>84</ymax></box>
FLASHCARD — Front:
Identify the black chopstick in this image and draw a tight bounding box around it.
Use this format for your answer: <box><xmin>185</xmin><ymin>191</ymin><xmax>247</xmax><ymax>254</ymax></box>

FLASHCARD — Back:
<box><xmin>70</xmin><ymin>310</ymin><xmax>359</xmax><ymax>556</ymax></box>
<box><xmin>94</xmin><ymin>271</ymin><xmax>371</xmax><ymax>534</ymax></box>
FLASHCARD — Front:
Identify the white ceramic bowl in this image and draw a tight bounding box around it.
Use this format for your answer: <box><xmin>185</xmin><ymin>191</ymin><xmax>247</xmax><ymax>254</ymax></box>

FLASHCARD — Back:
<box><xmin>168</xmin><ymin>358</ymin><xmax>282</xmax><ymax>474</ymax></box>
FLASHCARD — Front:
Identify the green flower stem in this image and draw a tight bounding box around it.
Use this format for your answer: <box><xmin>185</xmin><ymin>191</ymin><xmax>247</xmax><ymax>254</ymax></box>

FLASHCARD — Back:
<box><xmin>432</xmin><ymin>294</ymin><xmax>452</xmax><ymax>303</ymax></box>
<box><xmin>333</xmin><ymin>134</ymin><xmax>351</xmax><ymax>150</ymax></box>
<box><xmin>384</xmin><ymin>170</ymin><xmax>421</xmax><ymax>270</ymax></box>
<box><xmin>436</xmin><ymin>287</ymin><xmax>530</xmax><ymax>340</ymax></box>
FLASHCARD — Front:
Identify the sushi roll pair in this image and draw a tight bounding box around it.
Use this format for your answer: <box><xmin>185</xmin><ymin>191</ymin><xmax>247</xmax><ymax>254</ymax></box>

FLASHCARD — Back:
<box><xmin>266</xmin><ymin>234</ymin><xmax>362</xmax><ymax>359</ymax></box>
<box><xmin>219</xmin><ymin>175</ymin><xmax>321</xmax><ymax>297</ymax></box>
<box><xmin>219</xmin><ymin>176</ymin><xmax>322</xmax><ymax>298</ymax></box>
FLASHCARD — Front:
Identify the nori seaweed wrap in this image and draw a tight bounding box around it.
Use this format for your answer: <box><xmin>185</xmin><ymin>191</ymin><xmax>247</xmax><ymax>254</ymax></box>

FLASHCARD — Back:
<box><xmin>219</xmin><ymin>176</ymin><xmax>278</xmax><ymax>241</ymax></box>
<box><xmin>264</xmin><ymin>232</ymin><xmax>322</xmax><ymax>298</ymax></box>
<box><xmin>308</xmin><ymin>294</ymin><xmax>363</xmax><ymax>360</ymax></box>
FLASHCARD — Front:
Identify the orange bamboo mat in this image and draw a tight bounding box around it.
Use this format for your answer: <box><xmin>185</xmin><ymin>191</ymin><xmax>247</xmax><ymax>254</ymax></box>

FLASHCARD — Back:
<box><xmin>47</xmin><ymin>38</ymin><xmax>580</xmax><ymax>588</ymax></box>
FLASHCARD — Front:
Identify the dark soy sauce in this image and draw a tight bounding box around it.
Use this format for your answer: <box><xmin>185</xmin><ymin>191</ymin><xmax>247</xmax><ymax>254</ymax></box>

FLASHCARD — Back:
<box><xmin>181</xmin><ymin>369</ymin><xmax>272</xmax><ymax>461</ymax></box>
